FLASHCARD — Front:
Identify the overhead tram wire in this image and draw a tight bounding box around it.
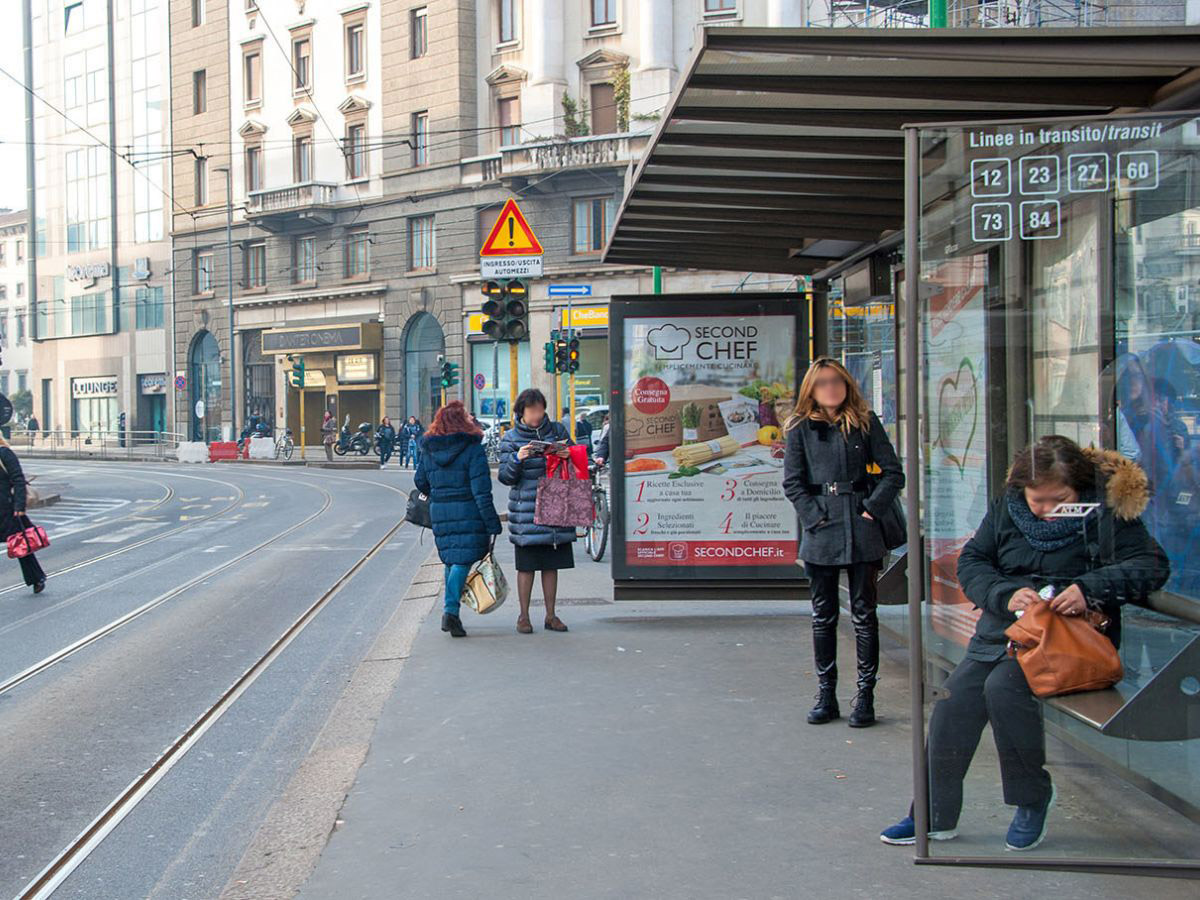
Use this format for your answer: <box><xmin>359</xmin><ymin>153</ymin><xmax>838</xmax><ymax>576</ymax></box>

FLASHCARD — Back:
<box><xmin>0</xmin><ymin>64</ymin><xmax>197</xmax><ymax>225</ymax></box>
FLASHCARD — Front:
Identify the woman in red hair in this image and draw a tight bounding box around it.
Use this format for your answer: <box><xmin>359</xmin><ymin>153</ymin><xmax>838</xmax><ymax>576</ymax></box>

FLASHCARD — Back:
<box><xmin>415</xmin><ymin>401</ymin><xmax>503</xmax><ymax>637</ymax></box>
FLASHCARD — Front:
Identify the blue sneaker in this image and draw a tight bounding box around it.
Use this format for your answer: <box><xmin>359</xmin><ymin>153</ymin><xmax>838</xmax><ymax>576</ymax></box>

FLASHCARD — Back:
<box><xmin>880</xmin><ymin>815</ymin><xmax>958</xmax><ymax>846</ymax></box>
<box><xmin>1006</xmin><ymin>783</ymin><xmax>1056</xmax><ymax>851</ymax></box>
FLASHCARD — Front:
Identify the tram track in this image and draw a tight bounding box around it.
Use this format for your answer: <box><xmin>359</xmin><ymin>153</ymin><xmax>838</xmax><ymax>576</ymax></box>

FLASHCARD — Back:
<box><xmin>0</xmin><ymin>467</ymin><xmax>247</xmax><ymax>599</ymax></box>
<box><xmin>14</xmin><ymin>510</ymin><xmax>409</xmax><ymax>900</ymax></box>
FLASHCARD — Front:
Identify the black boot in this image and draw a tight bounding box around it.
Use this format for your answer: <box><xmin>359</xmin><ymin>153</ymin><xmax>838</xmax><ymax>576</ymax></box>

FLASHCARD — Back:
<box><xmin>441</xmin><ymin>613</ymin><xmax>466</xmax><ymax>637</ymax></box>
<box><xmin>849</xmin><ymin>689</ymin><xmax>875</xmax><ymax>728</ymax></box>
<box><xmin>808</xmin><ymin>685</ymin><xmax>840</xmax><ymax>724</ymax></box>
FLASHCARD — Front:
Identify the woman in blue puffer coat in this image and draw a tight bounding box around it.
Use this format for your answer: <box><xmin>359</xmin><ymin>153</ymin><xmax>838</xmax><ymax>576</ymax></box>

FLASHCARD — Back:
<box><xmin>498</xmin><ymin>388</ymin><xmax>575</xmax><ymax>634</ymax></box>
<box><xmin>415</xmin><ymin>401</ymin><xmax>503</xmax><ymax>638</ymax></box>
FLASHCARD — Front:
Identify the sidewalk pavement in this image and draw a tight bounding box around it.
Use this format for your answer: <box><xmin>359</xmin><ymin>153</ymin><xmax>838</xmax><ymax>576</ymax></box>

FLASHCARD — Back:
<box><xmin>297</xmin><ymin>538</ymin><xmax>1197</xmax><ymax>900</ymax></box>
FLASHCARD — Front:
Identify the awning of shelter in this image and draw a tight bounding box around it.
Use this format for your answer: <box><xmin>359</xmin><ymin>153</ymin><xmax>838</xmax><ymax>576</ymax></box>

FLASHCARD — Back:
<box><xmin>603</xmin><ymin>27</ymin><xmax>1200</xmax><ymax>276</ymax></box>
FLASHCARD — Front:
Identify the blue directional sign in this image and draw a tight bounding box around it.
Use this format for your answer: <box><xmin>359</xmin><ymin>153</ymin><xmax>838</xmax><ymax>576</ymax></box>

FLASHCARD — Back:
<box><xmin>548</xmin><ymin>285</ymin><xmax>592</xmax><ymax>297</ymax></box>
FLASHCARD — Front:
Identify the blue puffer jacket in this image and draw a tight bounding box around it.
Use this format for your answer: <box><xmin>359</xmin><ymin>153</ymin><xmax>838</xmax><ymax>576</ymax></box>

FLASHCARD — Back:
<box><xmin>498</xmin><ymin>418</ymin><xmax>577</xmax><ymax>547</ymax></box>
<box><xmin>415</xmin><ymin>432</ymin><xmax>503</xmax><ymax>566</ymax></box>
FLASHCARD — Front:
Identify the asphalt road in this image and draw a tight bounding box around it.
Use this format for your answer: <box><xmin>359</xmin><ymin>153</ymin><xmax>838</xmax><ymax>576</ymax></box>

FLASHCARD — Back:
<box><xmin>0</xmin><ymin>459</ymin><xmax>427</xmax><ymax>900</ymax></box>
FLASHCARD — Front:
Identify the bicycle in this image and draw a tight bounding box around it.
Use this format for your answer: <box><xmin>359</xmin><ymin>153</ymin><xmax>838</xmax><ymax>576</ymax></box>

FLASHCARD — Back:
<box><xmin>584</xmin><ymin>462</ymin><xmax>609</xmax><ymax>562</ymax></box>
<box><xmin>274</xmin><ymin>428</ymin><xmax>295</xmax><ymax>460</ymax></box>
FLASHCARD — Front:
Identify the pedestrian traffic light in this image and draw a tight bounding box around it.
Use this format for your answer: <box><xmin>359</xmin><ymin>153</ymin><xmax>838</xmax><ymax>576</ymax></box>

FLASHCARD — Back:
<box><xmin>567</xmin><ymin>337</ymin><xmax>580</xmax><ymax>373</ymax></box>
<box><xmin>543</xmin><ymin>341</ymin><xmax>555</xmax><ymax>373</ymax></box>
<box><xmin>289</xmin><ymin>355</ymin><xmax>306</xmax><ymax>388</ymax></box>
<box><xmin>440</xmin><ymin>360</ymin><xmax>459</xmax><ymax>388</ymax></box>
<box><xmin>479</xmin><ymin>279</ymin><xmax>528</xmax><ymax>342</ymax></box>
<box><xmin>554</xmin><ymin>339</ymin><xmax>569</xmax><ymax>374</ymax></box>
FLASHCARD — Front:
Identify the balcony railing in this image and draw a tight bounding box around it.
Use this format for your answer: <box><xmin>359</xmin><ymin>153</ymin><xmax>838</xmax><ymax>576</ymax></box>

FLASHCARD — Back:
<box><xmin>245</xmin><ymin>182</ymin><xmax>339</xmax><ymax>217</ymax></box>
<box><xmin>460</xmin><ymin>133</ymin><xmax>651</xmax><ymax>185</ymax></box>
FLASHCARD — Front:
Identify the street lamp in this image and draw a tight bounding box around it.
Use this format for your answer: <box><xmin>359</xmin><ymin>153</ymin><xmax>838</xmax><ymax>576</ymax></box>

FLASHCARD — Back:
<box><xmin>214</xmin><ymin>165</ymin><xmax>236</xmax><ymax>439</ymax></box>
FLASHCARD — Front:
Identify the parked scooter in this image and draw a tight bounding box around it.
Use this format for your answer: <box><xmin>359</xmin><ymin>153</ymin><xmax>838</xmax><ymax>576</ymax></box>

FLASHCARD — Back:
<box><xmin>334</xmin><ymin>416</ymin><xmax>372</xmax><ymax>456</ymax></box>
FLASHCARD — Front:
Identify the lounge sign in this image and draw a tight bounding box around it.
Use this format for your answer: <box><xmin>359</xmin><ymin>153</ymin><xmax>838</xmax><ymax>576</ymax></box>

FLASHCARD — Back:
<box><xmin>262</xmin><ymin>325</ymin><xmax>362</xmax><ymax>353</ymax></box>
<box><xmin>72</xmin><ymin>376</ymin><xmax>118</xmax><ymax>399</ymax></box>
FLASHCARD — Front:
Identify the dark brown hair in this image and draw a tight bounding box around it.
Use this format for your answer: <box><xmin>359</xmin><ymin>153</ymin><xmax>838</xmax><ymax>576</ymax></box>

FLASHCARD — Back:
<box><xmin>514</xmin><ymin>388</ymin><xmax>547</xmax><ymax>422</ymax></box>
<box><xmin>426</xmin><ymin>401</ymin><xmax>482</xmax><ymax>437</ymax></box>
<box><xmin>1006</xmin><ymin>435</ymin><xmax>1097</xmax><ymax>494</ymax></box>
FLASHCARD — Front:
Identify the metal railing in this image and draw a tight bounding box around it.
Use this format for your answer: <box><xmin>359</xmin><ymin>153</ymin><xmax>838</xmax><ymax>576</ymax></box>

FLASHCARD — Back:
<box><xmin>816</xmin><ymin>0</ymin><xmax>1111</xmax><ymax>28</ymax></box>
<box><xmin>15</xmin><ymin>429</ymin><xmax>183</xmax><ymax>461</ymax></box>
<box><xmin>245</xmin><ymin>181</ymin><xmax>338</xmax><ymax>216</ymax></box>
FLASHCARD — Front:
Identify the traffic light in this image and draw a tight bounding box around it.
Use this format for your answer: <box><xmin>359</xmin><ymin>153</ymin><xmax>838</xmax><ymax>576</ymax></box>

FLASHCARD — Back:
<box><xmin>543</xmin><ymin>341</ymin><xmax>555</xmax><ymax>373</ymax></box>
<box><xmin>479</xmin><ymin>279</ymin><xmax>528</xmax><ymax>342</ymax></box>
<box><xmin>289</xmin><ymin>355</ymin><xmax>306</xmax><ymax>388</ymax></box>
<box><xmin>554</xmin><ymin>339</ymin><xmax>569</xmax><ymax>374</ymax></box>
<box><xmin>440</xmin><ymin>360</ymin><xmax>460</xmax><ymax>389</ymax></box>
<box><xmin>567</xmin><ymin>337</ymin><xmax>580</xmax><ymax>373</ymax></box>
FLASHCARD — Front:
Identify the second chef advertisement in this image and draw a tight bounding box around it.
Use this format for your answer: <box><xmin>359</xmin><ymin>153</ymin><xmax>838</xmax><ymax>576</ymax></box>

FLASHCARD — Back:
<box><xmin>611</xmin><ymin>296</ymin><xmax>803</xmax><ymax>582</ymax></box>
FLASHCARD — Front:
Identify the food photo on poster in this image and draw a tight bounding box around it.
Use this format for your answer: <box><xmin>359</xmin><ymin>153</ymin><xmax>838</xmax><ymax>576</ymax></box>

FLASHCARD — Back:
<box><xmin>615</xmin><ymin>307</ymin><xmax>801</xmax><ymax>574</ymax></box>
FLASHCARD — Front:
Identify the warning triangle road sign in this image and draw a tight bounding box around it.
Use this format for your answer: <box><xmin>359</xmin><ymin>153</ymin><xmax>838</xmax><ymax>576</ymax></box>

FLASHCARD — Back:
<box><xmin>480</xmin><ymin>198</ymin><xmax>544</xmax><ymax>257</ymax></box>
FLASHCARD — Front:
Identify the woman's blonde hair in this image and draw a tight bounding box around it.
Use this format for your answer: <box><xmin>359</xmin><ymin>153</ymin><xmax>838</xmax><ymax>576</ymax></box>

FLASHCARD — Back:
<box><xmin>784</xmin><ymin>357</ymin><xmax>871</xmax><ymax>434</ymax></box>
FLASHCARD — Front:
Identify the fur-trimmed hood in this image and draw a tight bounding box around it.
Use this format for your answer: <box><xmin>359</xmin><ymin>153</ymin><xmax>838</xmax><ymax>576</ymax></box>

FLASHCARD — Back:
<box><xmin>1083</xmin><ymin>447</ymin><xmax>1149</xmax><ymax>521</ymax></box>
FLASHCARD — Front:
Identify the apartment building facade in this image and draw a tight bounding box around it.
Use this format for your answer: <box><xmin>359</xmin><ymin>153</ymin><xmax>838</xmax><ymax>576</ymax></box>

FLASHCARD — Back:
<box><xmin>168</xmin><ymin>1</ymin><xmax>813</xmax><ymax>440</ymax></box>
<box><xmin>24</xmin><ymin>0</ymin><xmax>173</xmax><ymax>440</ymax></box>
<box><xmin>0</xmin><ymin>211</ymin><xmax>34</xmax><ymax>418</ymax></box>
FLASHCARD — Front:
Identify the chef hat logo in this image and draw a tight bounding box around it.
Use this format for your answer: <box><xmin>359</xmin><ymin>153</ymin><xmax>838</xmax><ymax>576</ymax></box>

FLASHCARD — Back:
<box><xmin>647</xmin><ymin>324</ymin><xmax>691</xmax><ymax>360</ymax></box>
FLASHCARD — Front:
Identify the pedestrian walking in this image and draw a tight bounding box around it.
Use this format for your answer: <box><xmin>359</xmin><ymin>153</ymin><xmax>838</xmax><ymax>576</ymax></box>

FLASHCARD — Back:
<box><xmin>377</xmin><ymin>416</ymin><xmax>396</xmax><ymax>468</ymax></box>
<box><xmin>321</xmin><ymin>411</ymin><xmax>336</xmax><ymax>461</ymax></box>
<box><xmin>414</xmin><ymin>401</ymin><xmax>503</xmax><ymax>638</ymax></box>
<box><xmin>782</xmin><ymin>357</ymin><xmax>903</xmax><ymax>728</ymax></box>
<box><xmin>498</xmin><ymin>388</ymin><xmax>575</xmax><ymax>634</ymax></box>
<box><xmin>881</xmin><ymin>436</ymin><xmax>1167</xmax><ymax>851</ymax></box>
<box><xmin>401</xmin><ymin>416</ymin><xmax>424</xmax><ymax>469</ymax></box>
<box><xmin>0</xmin><ymin>436</ymin><xmax>46</xmax><ymax>594</ymax></box>
<box><xmin>26</xmin><ymin>416</ymin><xmax>39</xmax><ymax>447</ymax></box>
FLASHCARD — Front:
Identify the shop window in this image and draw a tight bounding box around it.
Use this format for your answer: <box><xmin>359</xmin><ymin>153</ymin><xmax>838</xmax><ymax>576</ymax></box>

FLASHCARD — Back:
<box><xmin>135</xmin><ymin>286</ymin><xmax>163</xmax><ymax>329</ymax></box>
<box><xmin>346</xmin><ymin>22</ymin><xmax>365</xmax><ymax>79</ymax></box>
<box><xmin>194</xmin><ymin>156</ymin><xmax>208</xmax><ymax>206</ymax></box>
<box><xmin>245</xmin><ymin>145</ymin><xmax>262</xmax><ymax>192</ymax></box>
<box><xmin>590</xmin><ymin>83</ymin><xmax>616</xmax><ymax>135</ymax></box>
<box><xmin>411</xmin><ymin>7</ymin><xmax>428</xmax><ymax>59</ymax></box>
<box><xmin>294</xmin><ymin>134</ymin><xmax>312</xmax><ymax>182</ymax></box>
<box><xmin>591</xmin><ymin>0</ymin><xmax>617</xmax><ymax>27</ymax></box>
<box><xmin>412</xmin><ymin>112</ymin><xmax>428</xmax><ymax>166</ymax></box>
<box><xmin>245</xmin><ymin>241</ymin><xmax>266</xmax><ymax>289</ymax></box>
<box><xmin>194</xmin><ymin>249</ymin><xmax>213</xmax><ymax>293</ymax></box>
<box><xmin>193</xmin><ymin>69</ymin><xmax>207</xmax><ymax>114</ymax></box>
<box><xmin>294</xmin><ymin>235</ymin><xmax>316</xmax><ymax>283</ymax></box>
<box><xmin>572</xmin><ymin>196</ymin><xmax>617</xmax><ymax>254</ymax></box>
<box><xmin>244</xmin><ymin>49</ymin><xmax>262</xmax><ymax>107</ymax></box>
<box><xmin>292</xmin><ymin>36</ymin><xmax>312</xmax><ymax>94</ymax></box>
<box><xmin>498</xmin><ymin>0</ymin><xmax>515</xmax><ymax>43</ymax></box>
<box><xmin>408</xmin><ymin>215</ymin><xmax>435</xmax><ymax>270</ymax></box>
<box><xmin>346</xmin><ymin>123</ymin><xmax>368</xmax><ymax>179</ymax></box>
<box><xmin>344</xmin><ymin>228</ymin><xmax>370</xmax><ymax>278</ymax></box>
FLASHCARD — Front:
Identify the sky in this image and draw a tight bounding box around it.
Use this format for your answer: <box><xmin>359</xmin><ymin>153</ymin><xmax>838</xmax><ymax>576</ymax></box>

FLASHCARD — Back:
<box><xmin>0</xmin><ymin>8</ymin><xmax>28</xmax><ymax>214</ymax></box>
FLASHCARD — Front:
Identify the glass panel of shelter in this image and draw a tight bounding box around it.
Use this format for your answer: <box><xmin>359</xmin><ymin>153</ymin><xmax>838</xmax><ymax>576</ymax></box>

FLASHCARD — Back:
<box><xmin>916</xmin><ymin>113</ymin><xmax>1200</xmax><ymax>863</ymax></box>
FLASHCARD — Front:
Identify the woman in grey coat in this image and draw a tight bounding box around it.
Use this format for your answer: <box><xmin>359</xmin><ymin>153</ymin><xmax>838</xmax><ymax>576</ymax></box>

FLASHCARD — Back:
<box><xmin>782</xmin><ymin>357</ymin><xmax>903</xmax><ymax>728</ymax></box>
<box><xmin>498</xmin><ymin>388</ymin><xmax>575</xmax><ymax>634</ymax></box>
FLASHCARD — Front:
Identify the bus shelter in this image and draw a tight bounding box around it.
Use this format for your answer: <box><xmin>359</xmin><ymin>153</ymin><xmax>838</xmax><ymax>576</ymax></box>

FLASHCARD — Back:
<box><xmin>604</xmin><ymin>27</ymin><xmax>1200</xmax><ymax>878</ymax></box>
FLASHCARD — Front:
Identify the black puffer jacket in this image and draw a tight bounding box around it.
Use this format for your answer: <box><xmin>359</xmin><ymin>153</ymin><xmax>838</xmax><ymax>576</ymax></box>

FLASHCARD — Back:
<box><xmin>782</xmin><ymin>412</ymin><xmax>904</xmax><ymax>566</ymax></box>
<box><xmin>497</xmin><ymin>418</ymin><xmax>576</xmax><ymax>547</ymax></box>
<box><xmin>956</xmin><ymin>449</ymin><xmax>1169</xmax><ymax>661</ymax></box>
<box><xmin>0</xmin><ymin>446</ymin><xmax>30</xmax><ymax>537</ymax></box>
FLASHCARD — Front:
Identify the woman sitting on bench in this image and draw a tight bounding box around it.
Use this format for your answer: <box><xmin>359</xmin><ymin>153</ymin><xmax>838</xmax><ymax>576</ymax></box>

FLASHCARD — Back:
<box><xmin>881</xmin><ymin>435</ymin><xmax>1168</xmax><ymax>851</ymax></box>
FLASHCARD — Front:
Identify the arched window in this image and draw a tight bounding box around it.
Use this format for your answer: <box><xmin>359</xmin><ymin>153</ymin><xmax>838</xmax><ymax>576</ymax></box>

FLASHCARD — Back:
<box><xmin>404</xmin><ymin>312</ymin><xmax>444</xmax><ymax>427</ymax></box>
<box><xmin>189</xmin><ymin>330</ymin><xmax>222</xmax><ymax>441</ymax></box>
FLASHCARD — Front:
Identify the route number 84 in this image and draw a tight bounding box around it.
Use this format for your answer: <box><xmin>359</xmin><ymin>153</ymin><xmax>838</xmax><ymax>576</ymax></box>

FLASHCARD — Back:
<box><xmin>1028</xmin><ymin>209</ymin><xmax>1053</xmax><ymax>230</ymax></box>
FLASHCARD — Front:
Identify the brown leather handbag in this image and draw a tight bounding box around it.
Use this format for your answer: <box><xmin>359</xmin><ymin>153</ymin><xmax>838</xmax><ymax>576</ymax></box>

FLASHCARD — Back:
<box><xmin>1005</xmin><ymin>601</ymin><xmax>1123</xmax><ymax>698</ymax></box>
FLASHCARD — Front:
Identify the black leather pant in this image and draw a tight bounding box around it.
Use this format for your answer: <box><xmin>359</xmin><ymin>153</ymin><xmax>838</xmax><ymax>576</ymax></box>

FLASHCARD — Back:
<box><xmin>805</xmin><ymin>561</ymin><xmax>880</xmax><ymax>693</ymax></box>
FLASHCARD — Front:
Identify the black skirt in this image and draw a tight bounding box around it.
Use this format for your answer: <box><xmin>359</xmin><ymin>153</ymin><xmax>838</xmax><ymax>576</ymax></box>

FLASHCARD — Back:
<box><xmin>514</xmin><ymin>542</ymin><xmax>574</xmax><ymax>573</ymax></box>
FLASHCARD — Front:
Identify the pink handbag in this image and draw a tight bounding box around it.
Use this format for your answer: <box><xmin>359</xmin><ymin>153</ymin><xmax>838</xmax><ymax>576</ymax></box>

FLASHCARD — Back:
<box><xmin>7</xmin><ymin>515</ymin><xmax>49</xmax><ymax>559</ymax></box>
<box><xmin>534</xmin><ymin>448</ymin><xmax>594</xmax><ymax>528</ymax></box>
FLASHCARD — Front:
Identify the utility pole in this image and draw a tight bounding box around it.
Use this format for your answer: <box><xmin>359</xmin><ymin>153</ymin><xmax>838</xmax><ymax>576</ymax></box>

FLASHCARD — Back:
<box><xmin>215</xmin><ymin>166</ymin><xmax>236</xmax><ymax>440</ymax></box>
